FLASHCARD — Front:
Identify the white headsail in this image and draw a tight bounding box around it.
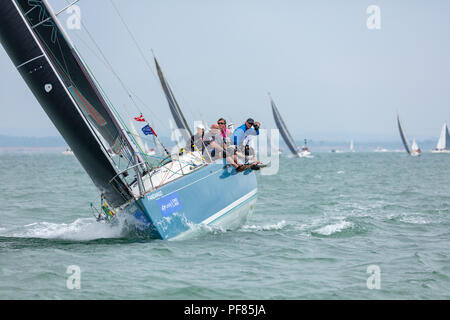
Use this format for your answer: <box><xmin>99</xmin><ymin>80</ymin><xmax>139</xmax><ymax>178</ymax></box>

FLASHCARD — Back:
<box><xmin>436</xmin><ymin>122</ymin><xmax>450</xmax><ymax>150</ymax></box>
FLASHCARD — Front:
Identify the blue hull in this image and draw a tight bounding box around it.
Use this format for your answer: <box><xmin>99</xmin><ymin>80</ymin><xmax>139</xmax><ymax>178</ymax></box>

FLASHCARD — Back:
<box><xmin>121</xmin><ymin>163</ymin><xmax>258</xmax><ymax>240</ymax></box>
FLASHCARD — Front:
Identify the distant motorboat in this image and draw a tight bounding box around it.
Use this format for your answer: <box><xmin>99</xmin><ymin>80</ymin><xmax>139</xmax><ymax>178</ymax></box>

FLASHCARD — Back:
<box><xmin>397</xmin><ymin>114</ymin><xmax>421</xmax><ymax>156</ymax></box>
<box><xmin>431</xmin><ymin>122</ymin><xmax>450</xmax><ymax>154</ymax></box>
<box><xmin>62</xmin><ymin>148</ymin><xmax>74</xmax><ymax>155</ymax></box>
<box><xmin>374</xmin><ymin>147</ymin><xmax>389</xmax><ymax>152</ymax></box>
<box><xmin>298</xmin><ymin>139</ymin><xmax>313</xmax><ymax>158</ymax></box>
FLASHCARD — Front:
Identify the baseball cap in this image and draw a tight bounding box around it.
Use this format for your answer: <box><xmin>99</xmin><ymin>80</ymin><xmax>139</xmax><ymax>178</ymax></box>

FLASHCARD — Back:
<box><xmin>246</xmin><ymin>118</ymin><xmax>255</xmax><ymax>125</ymax></box>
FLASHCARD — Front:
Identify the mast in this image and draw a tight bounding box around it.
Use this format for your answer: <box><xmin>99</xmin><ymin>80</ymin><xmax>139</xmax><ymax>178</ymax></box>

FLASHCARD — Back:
<box><xmin>0</xmin><ymin>0</ymin><xmax>137</xmax><ymax>207</ymax></box>
<box><xmin>154</xmin><ymin>57</ymin><xmax>193</xmax><ymax>143</ymax></box>
<box><xmin>270</xmin><ymin>95</ymin><xmax>299</xmax><ymax>156</ymax></box>
<box><xmin>397</xmin><ymin>114</ymin><xmax>411</xmax><ymax>154</ymax></box>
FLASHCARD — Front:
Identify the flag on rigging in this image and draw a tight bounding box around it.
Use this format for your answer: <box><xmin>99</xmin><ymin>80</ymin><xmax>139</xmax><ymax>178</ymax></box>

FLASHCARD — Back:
<box><xmin>134</xmin><ymin>114</ymin><xmax>146</xmax><ymax>122</ymax></box>
<box><xmin>142</xmin><ymin>124</ymin><xmax>157</xmax><ymax>136</ymax></box>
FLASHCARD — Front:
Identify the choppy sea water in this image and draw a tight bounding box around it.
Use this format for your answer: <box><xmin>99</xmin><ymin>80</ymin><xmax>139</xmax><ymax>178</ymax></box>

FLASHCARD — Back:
<box><xmin>0</xmin><ymin>151</ymin><xmax>449</xmax><ymax>299</ymax></box>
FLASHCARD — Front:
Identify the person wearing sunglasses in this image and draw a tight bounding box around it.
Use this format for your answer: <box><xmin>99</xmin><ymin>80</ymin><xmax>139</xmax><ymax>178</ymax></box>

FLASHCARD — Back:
<box><xmin>229</xmin><ymin>118</ymin><xmax>261</xmax><ymax>170</ymax></box>
<box><xmin>217</xmin><ymin>118</ymin><xmax>231</xmax><ymax>139</ymax></box>
<box><xmin>217</xmin><ymin>118</ymin><xmax>232</xmax><ymax>158</ymax></box>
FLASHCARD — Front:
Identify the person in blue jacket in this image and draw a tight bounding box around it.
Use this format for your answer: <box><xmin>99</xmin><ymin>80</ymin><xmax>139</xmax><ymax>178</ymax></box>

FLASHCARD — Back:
<box><xmin>229</xmin><ymin>118</ymin><xmax>261</xmax><ymax>170</ymax></box>
<box><xmin>230</xmin><ymin>118</ymin><xmax>260</xmax><ymax>146</ymax></box>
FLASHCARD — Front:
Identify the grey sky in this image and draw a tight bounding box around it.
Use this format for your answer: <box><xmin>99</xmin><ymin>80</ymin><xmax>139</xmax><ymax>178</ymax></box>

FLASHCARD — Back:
<box><xmin>0</xmin><ymin>0</ymin><xmax>449</xmax><ymax>141</ymax></box>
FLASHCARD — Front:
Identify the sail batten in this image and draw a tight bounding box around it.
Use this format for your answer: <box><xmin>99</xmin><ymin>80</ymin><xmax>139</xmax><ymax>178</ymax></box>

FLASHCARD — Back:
<box><xmin>0</xmin><ymin>0</ymin><xmax>133</xmax><ymax>207</ymax></box>
<box><xmin>270</xmin><ymin>97</ymin><xmax>299</xmax><ymax>156</ymax></box>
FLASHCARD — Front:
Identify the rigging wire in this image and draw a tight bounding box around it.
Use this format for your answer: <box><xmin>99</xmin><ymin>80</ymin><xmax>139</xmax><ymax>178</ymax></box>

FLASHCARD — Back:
<box><xmin>60</xmin><ymin>0</ymin><xmax>173</xmax><ymax>160</ymax></box>
<box><xmin>109</xmin><ymin>0</ymin><xmax>158</xmax><ymax>81</ymax></box>
<box><xmin>62</xmin><ymin>0</ymin><xmax>173</xmax><ymax>135</ymax></box>
<box><xmin>66</xmin><ymin>30</ymin><xmax>171</xmax><ymax>134</ymax></box>
<box><xmin>108</xmin><ymin>0</ymin><xmax>199</xmax><ymax>132</ymax></box>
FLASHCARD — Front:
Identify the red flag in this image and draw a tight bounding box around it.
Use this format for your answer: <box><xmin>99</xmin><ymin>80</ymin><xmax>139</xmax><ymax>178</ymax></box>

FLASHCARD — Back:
<box><xmin>134</xmin><ymin>114</ymin><xmax>146</xmax><ymax>122</ymax></box>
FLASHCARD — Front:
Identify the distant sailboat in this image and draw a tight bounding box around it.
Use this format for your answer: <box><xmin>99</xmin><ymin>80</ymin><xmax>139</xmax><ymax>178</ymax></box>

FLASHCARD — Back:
<box><xmin>397</xmin><ymin>114</ymin><xmax>421</xmax><ymax>156</ymax></box>
<box><xmin>270</xmin><ymin>95</ymin><xmax>310</xmax><ymax>158</ymax></box>
<box><xmin>350</xmin><ymin>140</ymin><xmax>355</xmax><ymax>152</ymax></box>
<box><xmin>410</xmin><ymin>139</ymin><xmax>421</xmax><ymax>156</ymax></box>
<box><xmin>431</xmin><ymin>122</ymin><xmax>450</xmax><ymax>153</ymax></box>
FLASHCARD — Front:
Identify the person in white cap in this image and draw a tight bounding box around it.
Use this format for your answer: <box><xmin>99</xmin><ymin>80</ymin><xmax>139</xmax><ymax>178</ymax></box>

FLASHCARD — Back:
<box><xmin>189</xmin><ymin>123</ymin><xmax>205</xmax><ymax>153</ymax></box>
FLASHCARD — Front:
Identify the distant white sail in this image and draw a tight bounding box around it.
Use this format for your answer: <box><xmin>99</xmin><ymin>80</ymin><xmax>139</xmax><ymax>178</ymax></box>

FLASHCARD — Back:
<box><xmin>410</xmin><ymin>139</ymin><xmax>421</xmax><ymax>156</ymax></box>
<box><xmin>436</xmin><ymin>122</ymin><xmax>450</xmax><ymax>150</ymax></box>
<box><xmin>350</xmin><ymin>140</ymin><xmax>354</xmax><ymax>152</ymax></box>
<box><xmin>411</xmin><ymin>139</ymin><xmax>419</xmax><ymax>151</ymax></box>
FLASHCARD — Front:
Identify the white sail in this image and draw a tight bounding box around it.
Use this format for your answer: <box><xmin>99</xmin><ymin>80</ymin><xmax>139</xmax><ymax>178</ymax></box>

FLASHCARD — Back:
<box><xmin>411</xmin><ymin>139</ymin><xmax>419</xmax><ymax>151</ymax></box>
<box><xmin>350</xmin><ymin>140</ymin><xmax>354</xmax><ymax>152</ymax></box>
<box><xmin>436</xmin><ymin>123</ymin><xmax>449</xmax><ymax>150</ymax></box>
<box><xmin>410</xmin><ymin>139</ymin><xmax>421</xmax><ymax>156</ymax></box>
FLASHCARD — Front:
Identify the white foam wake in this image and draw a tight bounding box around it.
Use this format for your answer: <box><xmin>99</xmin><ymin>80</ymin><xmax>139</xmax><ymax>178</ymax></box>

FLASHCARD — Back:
<box><xmin>313</xmin><ymin>220</ymin><xmax>354</xmax><ymax>236</ymax></box>
<box><xmin>241</xmin><ymin>220</ymin><xmax>287</xmax><ymax>232</ymax></box>
<box><xmin>10</xmin><ymin>218</ymin><xmax>123</xmax><ymax>241</ymax></box>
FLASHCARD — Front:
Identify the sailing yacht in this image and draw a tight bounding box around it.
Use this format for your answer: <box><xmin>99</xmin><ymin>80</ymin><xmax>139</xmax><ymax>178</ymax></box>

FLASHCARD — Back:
<box><xmin>0</xmin><ymin>0</ymin><xmax>257</xmax><ymax>240</ymax></box>
<box><xmin>431</xmin><ymin>123</ymin><xmax>450</xmax><ymax>153</ymax></box>
<box><xmin>397</xmin><ymin>114</ymin><xmax>421</xmax><ymax>157</ymax></box>
<box><xmin>410</xmin><ymin>139</ymin><xmax>421</xmax><ymax>156</ymax></box>
<box><xmin>270</xmin><ymin>95</ymin><xmax>312</xmax><ymax>158</ymax></box>
<box><xmin>350</xmin><ymin>140</ymin><xmax>355</xmax><ymax>152</ymax></box>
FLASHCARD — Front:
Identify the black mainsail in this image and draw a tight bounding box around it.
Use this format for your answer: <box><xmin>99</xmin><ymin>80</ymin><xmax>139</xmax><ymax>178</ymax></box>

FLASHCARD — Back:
<box><xmin>154</xmin><ymin>57</ymin><xmax>193</xmax><ymax>142</ymax></box>
<box><xmin>397</xmin><ymin>114</ymin><xmax>411</xmax><ymax>154</ymax></box>
<box><xmin>270</xmin><ymin>96</ymin><xmax>299</xmax><ymax>156</ymax></box>
<box><xmin>0</xmin><ymin>0</ymin><xmax>134</xmax><ymax>207</ymax></box>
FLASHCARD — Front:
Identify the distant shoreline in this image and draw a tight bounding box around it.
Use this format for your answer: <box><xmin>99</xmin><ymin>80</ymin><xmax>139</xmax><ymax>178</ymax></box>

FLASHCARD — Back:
<box><xmin>0</xmin><ymin>146</ymin><xmax>67</xmax><ymax>153</ymax></box>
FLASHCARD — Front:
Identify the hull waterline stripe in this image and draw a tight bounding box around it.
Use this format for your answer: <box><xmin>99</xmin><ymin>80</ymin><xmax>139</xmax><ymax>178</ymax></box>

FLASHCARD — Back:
<box><xmin>203</xmin><ymin>188</ymin><xmax>257</xmax><ymax>225</ymax></box>
<box><xmin>169</xmin><ymin>189</ymin><xmax>257</xmax><ymax>241</ymax></box>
